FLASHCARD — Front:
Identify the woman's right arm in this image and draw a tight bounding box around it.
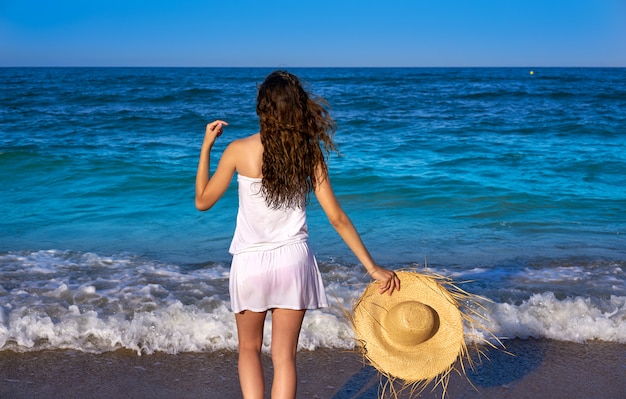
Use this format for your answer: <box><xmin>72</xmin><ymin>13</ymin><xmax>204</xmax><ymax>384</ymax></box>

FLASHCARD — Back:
<box><xmin>313</xmin><ymin>168</ymin><xmax>400</xmax><ymax>295</ymax></box>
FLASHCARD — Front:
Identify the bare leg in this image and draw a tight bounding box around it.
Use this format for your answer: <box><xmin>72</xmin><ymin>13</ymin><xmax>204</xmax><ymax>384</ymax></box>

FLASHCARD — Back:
<box><xmin>235</xmin><ymin>310</ymin><xmax>267</xmax><ymax>399</ymax></box>
<box><xmin>270</xmin><ymin>308</ymin><xmax>306</xmax><ymax>399</ymax></box>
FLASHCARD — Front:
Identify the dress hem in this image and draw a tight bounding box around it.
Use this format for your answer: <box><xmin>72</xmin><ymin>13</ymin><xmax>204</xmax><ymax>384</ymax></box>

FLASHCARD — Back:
<box><xmin>231</xmin><ymin>303</ymin><xmax>330</xmax><ymax>313</ymax></box>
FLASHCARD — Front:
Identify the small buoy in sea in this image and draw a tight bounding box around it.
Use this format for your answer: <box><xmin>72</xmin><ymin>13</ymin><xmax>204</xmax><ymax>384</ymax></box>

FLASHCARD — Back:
<box><xmin>530</xmin><ymin>70</ymin><xmax>535</xmax><ymax>75</ymax></box>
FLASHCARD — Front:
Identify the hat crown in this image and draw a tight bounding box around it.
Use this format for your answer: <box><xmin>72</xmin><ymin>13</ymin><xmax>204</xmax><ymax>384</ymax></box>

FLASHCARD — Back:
<box><xmin>384</xmin><ymin>301</ymin><xmax>439</xmax><ymax>346</ymax></box>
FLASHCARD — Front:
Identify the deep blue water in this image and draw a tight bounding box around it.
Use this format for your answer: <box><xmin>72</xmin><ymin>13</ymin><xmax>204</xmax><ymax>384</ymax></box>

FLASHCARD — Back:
<box><xmin>1</xmin><ymin>67</ymin><xmax>625</xmax><ymax>352</ymax></box>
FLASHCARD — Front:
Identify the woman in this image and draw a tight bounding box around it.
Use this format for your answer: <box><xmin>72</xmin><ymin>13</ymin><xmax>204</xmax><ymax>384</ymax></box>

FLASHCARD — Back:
<box><xmin>195</xmin><ymin>71</ymin><xmax>400</xmax><ymax>399</ymax></box>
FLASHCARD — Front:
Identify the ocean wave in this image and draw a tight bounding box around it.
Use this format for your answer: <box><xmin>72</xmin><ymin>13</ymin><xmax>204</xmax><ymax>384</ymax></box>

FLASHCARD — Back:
<box><xmin>0</xmin><ymin>251</ymin><xmax>623</xmax><ymax>353</ymax></box>
<box><xmin>1</xmin><ymin>291</ymin><xmax>624</xmax><ymax>355</ymax></box>
<box><xmin>479</xmin><ymin>293</ymin><xmax>626</xmax><ymax>343</ymax></box>
<box><xmin>1</xmin><ymin>250</ymin><xmax>625</xmax><ymax>355</ymax></box>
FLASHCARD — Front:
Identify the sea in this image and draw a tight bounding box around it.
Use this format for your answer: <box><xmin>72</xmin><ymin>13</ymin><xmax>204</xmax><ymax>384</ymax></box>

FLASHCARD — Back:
<box><xmin>1</xmin><ymin>67</ymin><xmax>625</xmax><ymax>354</ymax></box>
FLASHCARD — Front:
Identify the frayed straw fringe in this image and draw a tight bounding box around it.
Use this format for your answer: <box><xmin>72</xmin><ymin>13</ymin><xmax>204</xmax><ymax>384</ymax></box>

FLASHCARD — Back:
<box><xmin>343</xmin><ymin>263</ymin><xmax>506</xmax><ymax>399</ymax></box>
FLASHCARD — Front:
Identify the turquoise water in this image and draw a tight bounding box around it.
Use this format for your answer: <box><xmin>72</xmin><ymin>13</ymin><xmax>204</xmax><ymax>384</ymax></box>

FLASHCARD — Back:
<box><xmin>1</xmin><ymin>67</ymin><xmax>625</xmax><ymax>352</ymax></box>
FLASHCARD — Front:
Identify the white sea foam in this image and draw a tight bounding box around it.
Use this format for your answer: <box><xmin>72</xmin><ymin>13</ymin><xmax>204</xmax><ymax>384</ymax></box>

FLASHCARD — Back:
<box><xmin>481</xmin><ymin>293</ymin><xmax>626</xmax><ymax>343</ymax></box>
<box><xmin>2</xmin><ymin>292</ymin><xmax>626</xmax><ymax>354</ymax></box>
<box><xmin>1</xmin><ymin>250</ymin><xmax>625</xmax><ymax>354</ymax></box>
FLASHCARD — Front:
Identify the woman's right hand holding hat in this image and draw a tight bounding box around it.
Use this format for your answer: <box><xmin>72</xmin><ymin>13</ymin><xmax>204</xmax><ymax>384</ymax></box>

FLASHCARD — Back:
<box><xmin>369</xmin><ymin>267</ymin><xmax>401</xmax><ymax>295</ymax></box>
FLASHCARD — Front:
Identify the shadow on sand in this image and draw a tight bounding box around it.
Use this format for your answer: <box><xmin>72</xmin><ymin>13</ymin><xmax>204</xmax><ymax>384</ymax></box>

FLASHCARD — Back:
<box><xmin>331</xmin><ymin>339</ymin><xmax>546</xmax><ymax>398</ymax></box>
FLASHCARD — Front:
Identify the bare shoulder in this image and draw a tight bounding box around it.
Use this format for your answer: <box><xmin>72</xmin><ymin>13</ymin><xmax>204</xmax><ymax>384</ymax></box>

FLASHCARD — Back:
<box><xmin>226</xmin><ymin>133</ymin><xmax>262</xmax><ymax>177</ymax></box>
<box><xmin>240</xmin><ymin>133</ymin><xmax>261</xmax><ymax>146</ymax></box>
<box><xmin>228</xmin><ymin>133</ymin><xmax>261</xmax><ymax>150</ymax></box>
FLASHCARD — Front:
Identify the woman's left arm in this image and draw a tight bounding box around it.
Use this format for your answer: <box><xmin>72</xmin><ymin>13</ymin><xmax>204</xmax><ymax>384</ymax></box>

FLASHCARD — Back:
<box><xmin>195</xmin><ymin>120</ymin><xmax>236</xmax><ymax>211</ymax></box>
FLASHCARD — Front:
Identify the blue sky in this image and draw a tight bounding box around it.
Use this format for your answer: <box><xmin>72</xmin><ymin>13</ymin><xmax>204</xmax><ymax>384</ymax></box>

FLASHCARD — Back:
<box><xmin>1</xmin><ymin>0</ymin><xmax>624</xmax><ymax>67</ymax></box>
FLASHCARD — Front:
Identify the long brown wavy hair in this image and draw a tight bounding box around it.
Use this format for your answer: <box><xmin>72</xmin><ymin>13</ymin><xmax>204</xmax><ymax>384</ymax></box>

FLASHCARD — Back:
<box><xmin>257</xmin><ymin>71</ymin><xmax>337</xmax><ymax>209</ymax></box>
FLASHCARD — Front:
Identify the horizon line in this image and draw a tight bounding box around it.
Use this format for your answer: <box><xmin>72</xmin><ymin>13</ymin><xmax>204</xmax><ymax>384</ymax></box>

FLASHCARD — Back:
<box><xmin>2</xmin><ymin>65</ymin><xmax>625</xmax><ymax>69</ymax></box>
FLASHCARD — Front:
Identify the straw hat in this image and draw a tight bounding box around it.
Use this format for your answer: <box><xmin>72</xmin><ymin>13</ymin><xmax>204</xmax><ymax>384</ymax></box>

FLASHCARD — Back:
<box><xmin>352</xmin><ymin>270</ymin><xmax>466</xmax><ymax>383</ymax></box>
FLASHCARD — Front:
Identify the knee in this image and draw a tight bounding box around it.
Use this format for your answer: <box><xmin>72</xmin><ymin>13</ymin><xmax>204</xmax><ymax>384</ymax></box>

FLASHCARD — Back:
<box><xmin>239</xmin><ymin>340</ymin><xmax>263</xmax><ymax>354</ymax></box>
<box><xmin>271</xmin><ymin>346</ymin><xmax>296</xmax><ymax>365</ymax></box>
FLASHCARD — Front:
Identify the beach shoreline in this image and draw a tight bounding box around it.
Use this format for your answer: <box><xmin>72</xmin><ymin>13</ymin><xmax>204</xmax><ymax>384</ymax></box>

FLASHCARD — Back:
<box><xmin>1</xmin><ymin>339</ymin><xmax>624</xmax><ymax>398</ymax></box>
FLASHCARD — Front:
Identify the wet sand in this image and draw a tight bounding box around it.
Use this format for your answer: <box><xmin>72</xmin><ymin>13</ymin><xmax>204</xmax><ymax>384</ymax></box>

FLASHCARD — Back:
<box><xmin>1</xmin><ymin>339</ymin><xmax>624</xmax><ymax>398</ymax></box>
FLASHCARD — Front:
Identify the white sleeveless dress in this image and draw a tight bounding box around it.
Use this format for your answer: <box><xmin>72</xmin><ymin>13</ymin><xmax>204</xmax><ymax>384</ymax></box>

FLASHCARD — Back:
<box><xmin>228</xmin><ymin>174</ymin><xmax>328</xmax><ymax>313</ymax></box>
